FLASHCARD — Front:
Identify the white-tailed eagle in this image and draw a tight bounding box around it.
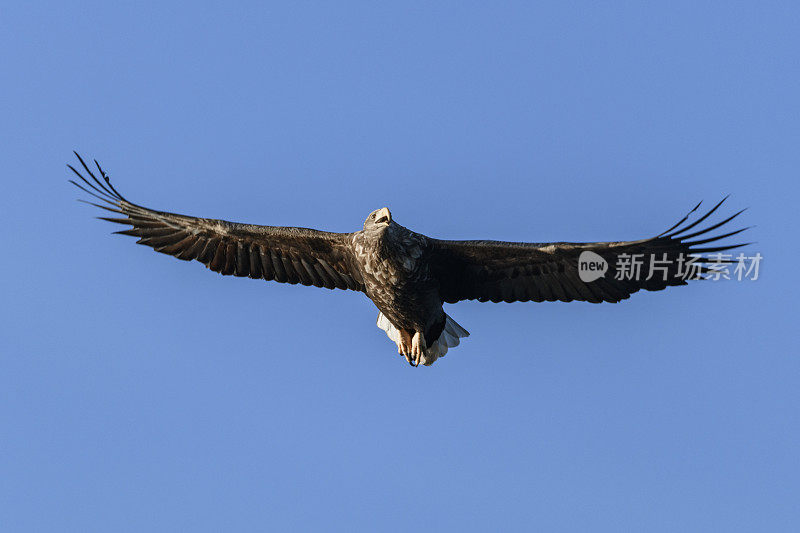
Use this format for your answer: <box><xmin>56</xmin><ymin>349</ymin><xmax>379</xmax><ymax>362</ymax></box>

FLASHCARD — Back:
<box><xmin>70</xmin><ymin>153</ymin><xmax>749</xmax><ymax>367</ymax></box>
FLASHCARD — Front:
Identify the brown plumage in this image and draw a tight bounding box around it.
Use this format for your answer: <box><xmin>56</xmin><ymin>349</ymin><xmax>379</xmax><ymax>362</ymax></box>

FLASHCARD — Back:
<box><xmin>70</xmin><ymin>153</ymin><xmax>750</xmax><ymax>367</ymax></box>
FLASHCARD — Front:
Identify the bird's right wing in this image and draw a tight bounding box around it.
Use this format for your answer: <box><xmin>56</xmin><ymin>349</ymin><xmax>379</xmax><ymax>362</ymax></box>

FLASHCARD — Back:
<box><xmin>70</xmin><ymin>153</ymin><xmax>365</xmax><ymax>292</ymax></box>
<box><xmin>428</xmin><ymin>199</ymin><xmax>749</xmax><ymax>304</ymax></box>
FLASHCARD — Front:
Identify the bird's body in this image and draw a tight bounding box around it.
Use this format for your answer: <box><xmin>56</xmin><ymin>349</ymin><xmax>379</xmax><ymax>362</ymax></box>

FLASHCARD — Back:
<box><xmin>355</xmin><ymin>223</ymin><xmax>439</xmax><ymax>336</ymax></box>
<box><xmin>352</xmin><ymin>220</ymin><xmax>463</xmax><ymax>364</ymax></box>
<box><xmin>69</xmin><ymin>153</ymin><xmax>749</xmax><ymax>367</ymax></box>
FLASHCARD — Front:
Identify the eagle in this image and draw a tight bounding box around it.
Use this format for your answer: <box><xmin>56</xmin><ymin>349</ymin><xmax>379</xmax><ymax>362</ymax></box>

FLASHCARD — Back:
<box><xmin>69</xmin><ymin>153</ymin><xmax>749</xmax><ymax>367</ymax></box>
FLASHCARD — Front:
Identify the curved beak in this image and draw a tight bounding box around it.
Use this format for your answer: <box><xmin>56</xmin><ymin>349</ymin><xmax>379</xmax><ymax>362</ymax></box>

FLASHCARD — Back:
<box><xmin>375</xmin><ymin>207</ymin><xmax>391</xmax><ymax>225</ymax></box>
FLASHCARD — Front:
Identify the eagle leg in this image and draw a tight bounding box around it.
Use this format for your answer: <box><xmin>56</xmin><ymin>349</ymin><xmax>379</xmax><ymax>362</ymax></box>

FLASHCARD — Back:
<box><xmin>411</xmin><ymin>331</ymin><xmax>426</xmax><ymax>367</ymax></box>
<box><xmin>397</xmin><ymin>329</ymin><xmax>414</xmax><ymax>365</ymax></box>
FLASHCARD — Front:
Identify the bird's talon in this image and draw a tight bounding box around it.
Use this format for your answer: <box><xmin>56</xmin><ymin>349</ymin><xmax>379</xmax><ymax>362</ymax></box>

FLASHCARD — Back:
<box><xmin>410</xmin><ymin>330</ymin><xmax>425</xmax><ymax>367</ymax></box>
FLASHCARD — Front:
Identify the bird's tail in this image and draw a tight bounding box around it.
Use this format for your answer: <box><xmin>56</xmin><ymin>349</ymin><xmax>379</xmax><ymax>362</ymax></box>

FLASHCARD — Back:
<box><xmin>422</xmin><ymin>314</ymin><xmax>470</xmax><ymax>366</ymax></box>
<box><xmin>376</xmin><ymin>312</ymin><xmax>469</xmax><ymax>366</ymax></box>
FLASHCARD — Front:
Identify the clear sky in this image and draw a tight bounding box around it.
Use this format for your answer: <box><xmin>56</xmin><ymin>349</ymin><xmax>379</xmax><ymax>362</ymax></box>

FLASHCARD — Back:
<box><xmin>1</xmin><ymin>2</ymin><xmax>797</xmax><ymax>531</ymax></box>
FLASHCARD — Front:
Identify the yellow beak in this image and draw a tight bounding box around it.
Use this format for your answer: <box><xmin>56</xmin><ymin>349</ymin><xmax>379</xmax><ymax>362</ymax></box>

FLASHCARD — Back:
<box><xmin>375</xmin><ymin>207</ymin><xmax>391</xmax><ymax>225</ymax></box>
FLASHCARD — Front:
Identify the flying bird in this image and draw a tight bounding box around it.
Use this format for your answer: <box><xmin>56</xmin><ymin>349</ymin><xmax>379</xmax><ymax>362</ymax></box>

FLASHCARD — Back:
<box><xmin>69</xmin><ymin>153</ymin><xmax>749</xmax><ymax>367</ymax></box>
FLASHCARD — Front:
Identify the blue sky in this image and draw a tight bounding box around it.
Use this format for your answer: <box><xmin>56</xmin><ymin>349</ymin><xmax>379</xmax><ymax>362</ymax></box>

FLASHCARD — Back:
<box><xmin>1</xmin><ymin>2</ymin><xmax>797</xmax><ymax>531</ymax></box>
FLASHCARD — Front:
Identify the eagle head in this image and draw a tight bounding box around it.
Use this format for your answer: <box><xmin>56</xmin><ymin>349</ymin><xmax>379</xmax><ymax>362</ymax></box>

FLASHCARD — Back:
<box><xmin>364</xmin><ymin>207</ymin><xmax>392</xmax><ymax>230</ymax></box>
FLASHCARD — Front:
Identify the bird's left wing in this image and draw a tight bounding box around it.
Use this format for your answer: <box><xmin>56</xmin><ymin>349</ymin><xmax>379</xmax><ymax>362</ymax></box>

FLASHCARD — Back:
<box><xmin>428</xmin><ymin>199</ymin><xmax>750</xmax><ymax>304</ymax></box>
<box><xmin>69</xmin><ymin>154</ymin><xmax>365</xmax><ymax>292</ymax></box>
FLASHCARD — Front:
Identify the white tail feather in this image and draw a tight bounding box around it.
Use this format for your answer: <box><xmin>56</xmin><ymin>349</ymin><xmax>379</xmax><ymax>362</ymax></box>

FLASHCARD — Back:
<box><xmin>376</xmin><ymin>312</ymin><xmax>470</xmax><ymax>366</ymax></box>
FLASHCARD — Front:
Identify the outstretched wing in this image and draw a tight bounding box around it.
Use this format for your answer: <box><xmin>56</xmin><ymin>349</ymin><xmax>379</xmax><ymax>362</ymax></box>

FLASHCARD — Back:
<box><xmin>429</xmin><ymin>199</ymin><xmax>750</xmax><ymax>304</ymax></box>
<box><xmin>69</xmin><ymin>153</ymin><xmax>365</xmax><ymax>291</ymax></box>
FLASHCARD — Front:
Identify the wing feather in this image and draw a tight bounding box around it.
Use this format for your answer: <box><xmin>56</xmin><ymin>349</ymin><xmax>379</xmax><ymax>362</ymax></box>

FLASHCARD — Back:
<box><xmin>430</xmin><ymin>199</ymin><xmax>750</xmax><ymax>304</ymax></box>
<box><xmin>70</xmin><ymin>153</ymin><xmax>365</xmax><ymax>292</ymax></box>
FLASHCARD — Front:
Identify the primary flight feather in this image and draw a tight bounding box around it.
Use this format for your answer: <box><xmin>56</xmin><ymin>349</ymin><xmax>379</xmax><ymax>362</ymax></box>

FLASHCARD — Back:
<box><xmin>70</xmin><ymin>153</ymin><xmax>749</xmax><ymax>367</ymax></box>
